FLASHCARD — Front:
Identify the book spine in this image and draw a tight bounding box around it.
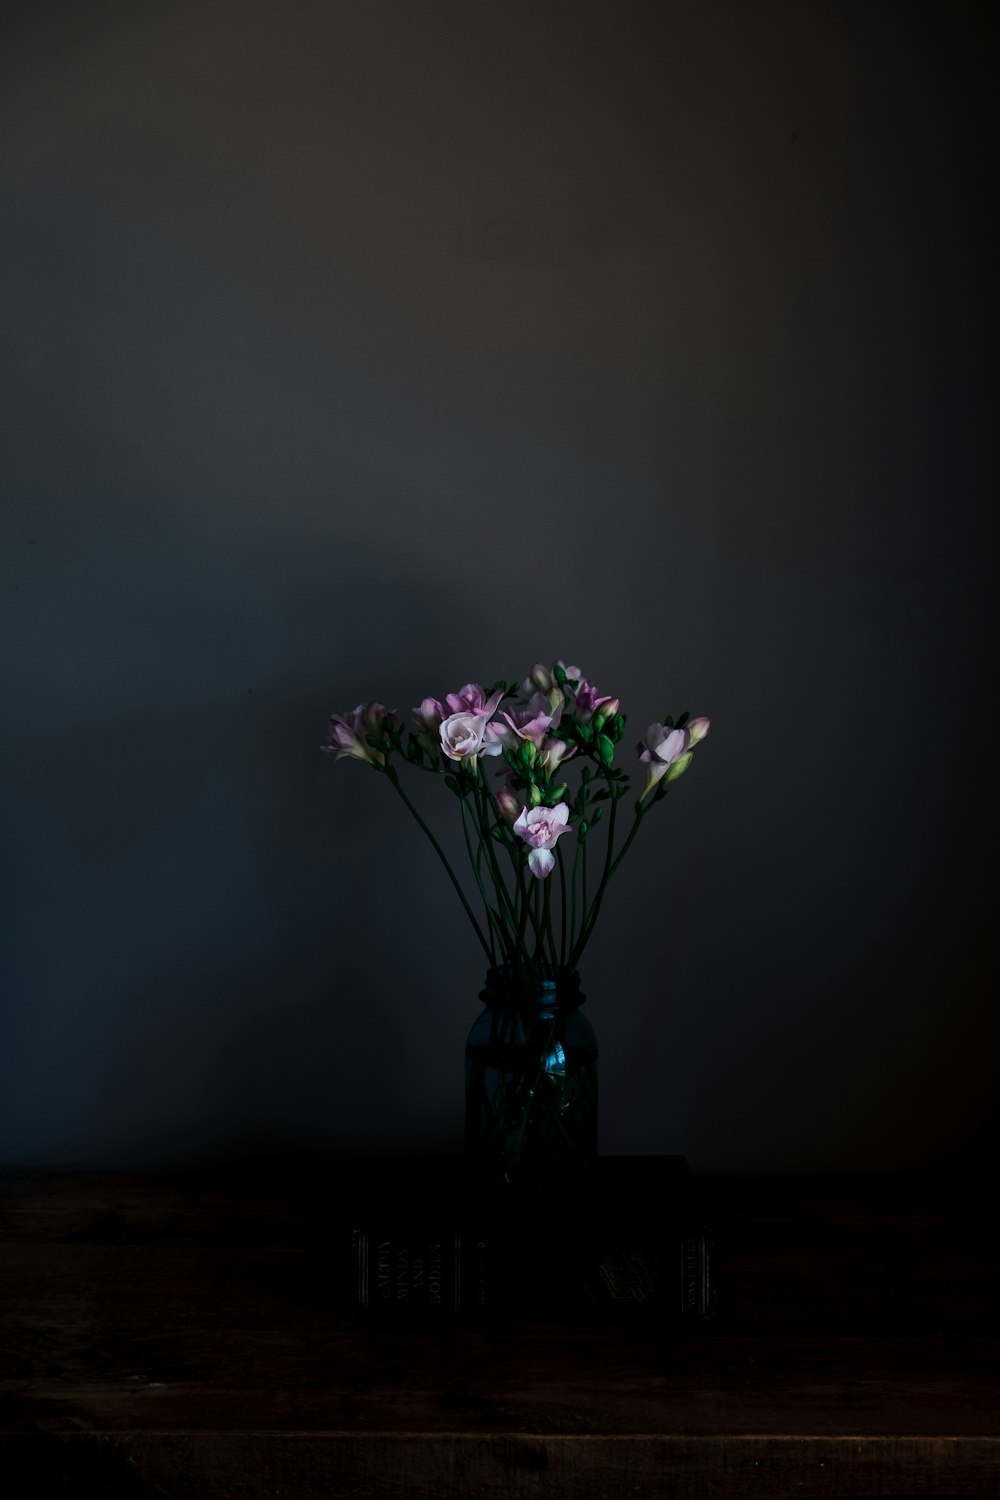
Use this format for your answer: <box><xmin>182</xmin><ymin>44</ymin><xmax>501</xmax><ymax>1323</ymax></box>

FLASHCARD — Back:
<box><xmin>352</xmin><ymin>1230</ymin><xmax>491</xmax><ymax>1314</ymax></box>
<box><xmin>351</xmin><ymin>1226</ymin><xmax>714</xmax><ymax>1319</ymax></box>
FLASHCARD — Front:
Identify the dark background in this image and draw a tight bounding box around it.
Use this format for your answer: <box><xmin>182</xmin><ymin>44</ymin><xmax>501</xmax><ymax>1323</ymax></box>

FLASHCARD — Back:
<box><xmin>1</xmin><ymin>1</ymin><xmax>994</xmax><ymax>1173</ymax></box>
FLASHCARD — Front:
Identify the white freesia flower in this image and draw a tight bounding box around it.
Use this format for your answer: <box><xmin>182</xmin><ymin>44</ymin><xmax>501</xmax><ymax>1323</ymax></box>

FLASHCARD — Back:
<box><xmin>513</xmin><ymin>801</ymin><xmax>572</xmax><ymax>879</ymax></box>
<box><xmin>439</xmin><ymin>687</ymin><xmax>505</xmax><ymax>763</ymax></box>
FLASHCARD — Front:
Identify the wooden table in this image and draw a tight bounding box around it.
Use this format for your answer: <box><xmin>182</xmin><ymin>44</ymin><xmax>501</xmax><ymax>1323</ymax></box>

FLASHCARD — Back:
<box><xmin>1</xmin><ymin>1163</ymin><xmax>997</xmax><ymax>1497</ymax></box>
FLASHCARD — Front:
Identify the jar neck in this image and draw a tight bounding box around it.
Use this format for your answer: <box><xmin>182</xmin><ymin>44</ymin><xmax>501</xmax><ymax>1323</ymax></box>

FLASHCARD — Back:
<box><xmin>480</xmin><ymin>965</ymin><xmax>585</xmax><ymax>1016</ymax></box>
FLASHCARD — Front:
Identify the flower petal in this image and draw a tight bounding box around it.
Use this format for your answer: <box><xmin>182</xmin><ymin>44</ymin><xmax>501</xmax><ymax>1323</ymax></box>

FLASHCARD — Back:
<box><xmin>528</xmin><ymin>847</ymin><xmax>555</xmax><ymax>879</ymax></box>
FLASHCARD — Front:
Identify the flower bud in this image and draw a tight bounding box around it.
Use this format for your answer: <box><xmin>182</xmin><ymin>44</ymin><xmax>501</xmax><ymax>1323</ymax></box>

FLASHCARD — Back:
<box><xmin>593</xmin><ymin>697</ymin><xmax>621</xmax><ymax>731</ymax></box>
<box><xmin>529</xmin><ymin>782</ymin><xmax>543</xmax><ymax>806</ymax></box>
<box><xmin>687</xmin><ymin>716</ymin><xmax>710</xmax><ymax>744</ymax></box>
<box><xmin>495</xmin><ymin>787</ymin><xmax>520</xmax><ymax>823</ymax></box>
<box><xmin>528</xmin><ymin>663</ymin><xmax>554</xmax><ymax>693</ymax></box>
<box><xmin>518</xmin><ymin>739</ymin><xmax>537</xmax><ymax>769</ymax></box>
<box><xmin>665</xmin><ymin>750</ymin><xmax>693</xmax><ymax>782</ymax></box>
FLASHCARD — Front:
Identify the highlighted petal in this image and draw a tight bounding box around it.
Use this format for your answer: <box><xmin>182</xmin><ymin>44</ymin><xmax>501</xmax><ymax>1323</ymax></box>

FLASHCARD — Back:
<box><xmin>527</xmin><ymin>847</ymin><xmax>555</xmax><ymax>879</ymax></box>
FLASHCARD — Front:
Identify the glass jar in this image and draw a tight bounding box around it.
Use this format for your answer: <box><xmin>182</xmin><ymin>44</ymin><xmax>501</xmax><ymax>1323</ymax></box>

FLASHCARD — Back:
<box><xmin>464</xmin><ymin>967</ymin><xmax>598</xmax><ymax>1197</ymax></box>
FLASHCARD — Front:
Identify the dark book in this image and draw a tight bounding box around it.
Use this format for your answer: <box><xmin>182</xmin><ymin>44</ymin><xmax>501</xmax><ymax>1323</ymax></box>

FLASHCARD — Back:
<box><xmin>346</xmin><ymin>1155</ymin><xmax>715</xmax><ymax>1322</ymax></box>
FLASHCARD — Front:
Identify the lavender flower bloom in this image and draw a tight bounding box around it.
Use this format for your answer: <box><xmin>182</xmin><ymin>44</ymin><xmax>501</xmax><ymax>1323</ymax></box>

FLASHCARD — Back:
<box><xmin>412</xmin><ymin>697</ymin><xmax>445</xmax><ymax>734</ymax></box>
<box><xmin>539</xmin><ymin>736</ymin><xmax>576</xmax><ymax>775</ymax></box>
<box><xmin>513</xmin><ymin>801</ymin><xmax>572</xmax><ymax>879</ymax></box>
<box><xmin>637</xmin><ymin>722</ymin><xmax>689</xmax><ymax>796</ymax></box>
<box><xmin>575</xmin><ymin>678</ymin><xmax>615</xmax><ymax>724</ymax></box>
<box><xmin>323</xmin><ymin>702</ymin><xmax>391</xmax><ymax>766</ymax></box>
<box><xmin>444</xmin><ymin>683</ymin><xmax>501</xmax><ymax>716</ymax></box>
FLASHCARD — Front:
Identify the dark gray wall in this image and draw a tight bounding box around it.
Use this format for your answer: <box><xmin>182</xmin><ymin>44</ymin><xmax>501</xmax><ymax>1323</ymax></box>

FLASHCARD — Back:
<box><xmin>1</xmin><ymin>1</ymin><xmax>994</xmax><ymax>1171</ymax></box>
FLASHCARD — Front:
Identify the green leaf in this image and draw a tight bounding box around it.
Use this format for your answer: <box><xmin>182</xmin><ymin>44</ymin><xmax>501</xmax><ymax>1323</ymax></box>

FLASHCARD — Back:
<box><xmin>664</xmin><ymin>715</ymin><xmax>674</xmax><ymax>728</ymax></box>
<box><xmin>675</xmin><ymin>711</ymin><xmax>690</xmax><ymax>730</ymax></box>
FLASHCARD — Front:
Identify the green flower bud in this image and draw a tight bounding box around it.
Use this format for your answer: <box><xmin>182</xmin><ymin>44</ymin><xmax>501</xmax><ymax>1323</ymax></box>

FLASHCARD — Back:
<box><xmin>593</xmin><ymin>697</ymin><xmax>621</xmax><ymax>732</ymax></box>
<box><xmin>518</xmin><ymin>739</ymin><xmax>537</xmax><ymax>769</ymax></box>
<box><xmin>665</xmin><ymin>751</ymin><xmax>693</xmax><ymax>783</ymax></box>
<box><xmin>597</xmin><ymin>733</ymin><xmax>614</xmax><ymax>769</ymax></box>
<box><xmin>529</xmin><ymin>782</ymin><xmax>543</xmax><ymax>806</ymax></box>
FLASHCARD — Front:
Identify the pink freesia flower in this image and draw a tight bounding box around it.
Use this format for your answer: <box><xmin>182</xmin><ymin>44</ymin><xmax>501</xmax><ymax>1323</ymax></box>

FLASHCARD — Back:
<box><xmin>412</xmin><ymin>697</ymin><xmax>445</xmax><ymax>734</ymax></box>
<box><xmin>501</xmin><ymin>691</ymin><xmax>565</xmax><ymax>750</ymax></box>
<box><xmin>637</xmin><ymin>722</ymin><xmax>689</xmax><ymax>795</ymax></box>
<box><xmin>513</xmin><ymin>801</ymin><xmax>572</xmax><ymax>879</ymax></box>
<box><xmin>322</xmin><ymin>702</ymin><xmax>391</xmax><ymax>766</ymax></box>
<box><xmin>444</xmin><ymin>683</ymin><xmax>503</xmax><ymax>716</ymax></box>
<box><xmin>575</xmin><ymin>678</ymin><xmax>615</xmax><ymax>723</ymax></box>
<box><xmin>556</xmin><ymin>660</ymin><xmax>583</xmax><ymax>684</ymax></box>
<box><xmin>687</xmin><ymin>716</ymin><xmax>711</xmax><ymax>744</ymax></box>
<box><xmin>538</xmin><ymin>736</ymin><xmax>576</xmax><ymax>775</ymax></box>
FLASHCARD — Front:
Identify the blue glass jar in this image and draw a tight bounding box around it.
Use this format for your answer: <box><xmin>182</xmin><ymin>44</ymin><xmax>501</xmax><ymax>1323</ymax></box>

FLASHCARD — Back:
<box><xmin>464</xmin><ymin>967</ymin><xmax>598</xmax><ymax>1196</ymax></box>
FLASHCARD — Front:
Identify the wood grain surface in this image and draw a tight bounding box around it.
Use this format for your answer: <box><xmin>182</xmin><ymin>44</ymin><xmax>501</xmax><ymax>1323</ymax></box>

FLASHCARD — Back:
<box><xmin>1</xmin><ymin>1164</ymin><xmax>997</xmax><ymax>1497</ymax></box>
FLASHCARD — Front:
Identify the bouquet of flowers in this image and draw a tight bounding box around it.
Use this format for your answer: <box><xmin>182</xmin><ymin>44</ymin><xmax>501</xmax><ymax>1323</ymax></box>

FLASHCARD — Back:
<box><xmin>323</xmin><ymin>660</ymin><xmax>709</xmax><ymax>988</ymax></box>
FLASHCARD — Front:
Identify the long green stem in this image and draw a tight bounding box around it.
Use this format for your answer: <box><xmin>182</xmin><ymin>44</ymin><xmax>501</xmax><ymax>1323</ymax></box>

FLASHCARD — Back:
<box><xmin>607</xmin><ymin>806</ymin><xmax>646</xmax><ymax>880</ymax></box>
<box><xmin>515</xmin><ymin>858</ymin><xmax>531</xmax><ymax>983</ymax></box>
<box><xmin>473</xmin><ymin>773</ymin><xmax>519</xmax><ymax>935</ymax></box>
<box><xmin>542</xmin><ymin>875</ymin><xmax>557</xmax><ymax>977</ymax></box>
<box><xmin>385</xmin><ymin>769</ymin><xmax>493</xmax><ymax>962</ymax></box>
<box><xmin>569</xmin><ymin>827</ymin><xmax>582</xmax><ymax>962</ymax></box>
<box><xmin>569</xmin><ymin>776</ymin><xmax>619</xmax><ymax>969</ymax></box>
<box><xmin>460</xmin><ymin>796</ymin><xmax>499</xmax><ymax>966</ymax></box>
<box><xmin>556</xmin><ymin>842</ymin><xmax>568</xmax><ymax>970</ymax></box>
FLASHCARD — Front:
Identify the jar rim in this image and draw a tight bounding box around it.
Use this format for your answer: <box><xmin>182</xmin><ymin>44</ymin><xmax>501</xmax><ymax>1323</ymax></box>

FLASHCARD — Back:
<box><xmin>480</xmin><ymin>965</ymin><xmax>585</xmax><ymax>1010</ymax></box>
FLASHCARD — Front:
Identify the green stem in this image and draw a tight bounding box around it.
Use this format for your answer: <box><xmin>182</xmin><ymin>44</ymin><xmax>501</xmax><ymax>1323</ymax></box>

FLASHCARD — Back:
<box><xmin>607</xmin><ymin>806</ymin><xmax>646</xmax><ymax>880</ymax></box>
<box><xmin>460</xmin><ymin>796</ymin><xmax>499</xmax><ymax>966</ymax></box>
<box><xmin>473</xmin><ymin>773</ymin><xmax>519</xmax><ymax>937</ymax></box>
<box><xmin>385</xmin><ymin>768</ymin><xmax>493</xmax><ymax>962</ymax></box>
<box><xmin>569</xmin><ymin>826</ymin><xmax>582</xmax><ymax>961</ymax></box>
<box><xmin>556</xmin><ymin>841</ymin><xmax>568</xmax><ymax>971</ymax></box>
<box><xmin>515</xmin><ymin>858</ymin><xmax>531</xmax><ymax>983</ymax></box>
<box><xmin>542</xmin><ymin>875</ymin><xmax>558</xmax><ymax>977</ymax></box>
<box><xmin>569</xmin><ymin>776</ymin><xmax>619</xmax><ymax>969</ymax></box>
